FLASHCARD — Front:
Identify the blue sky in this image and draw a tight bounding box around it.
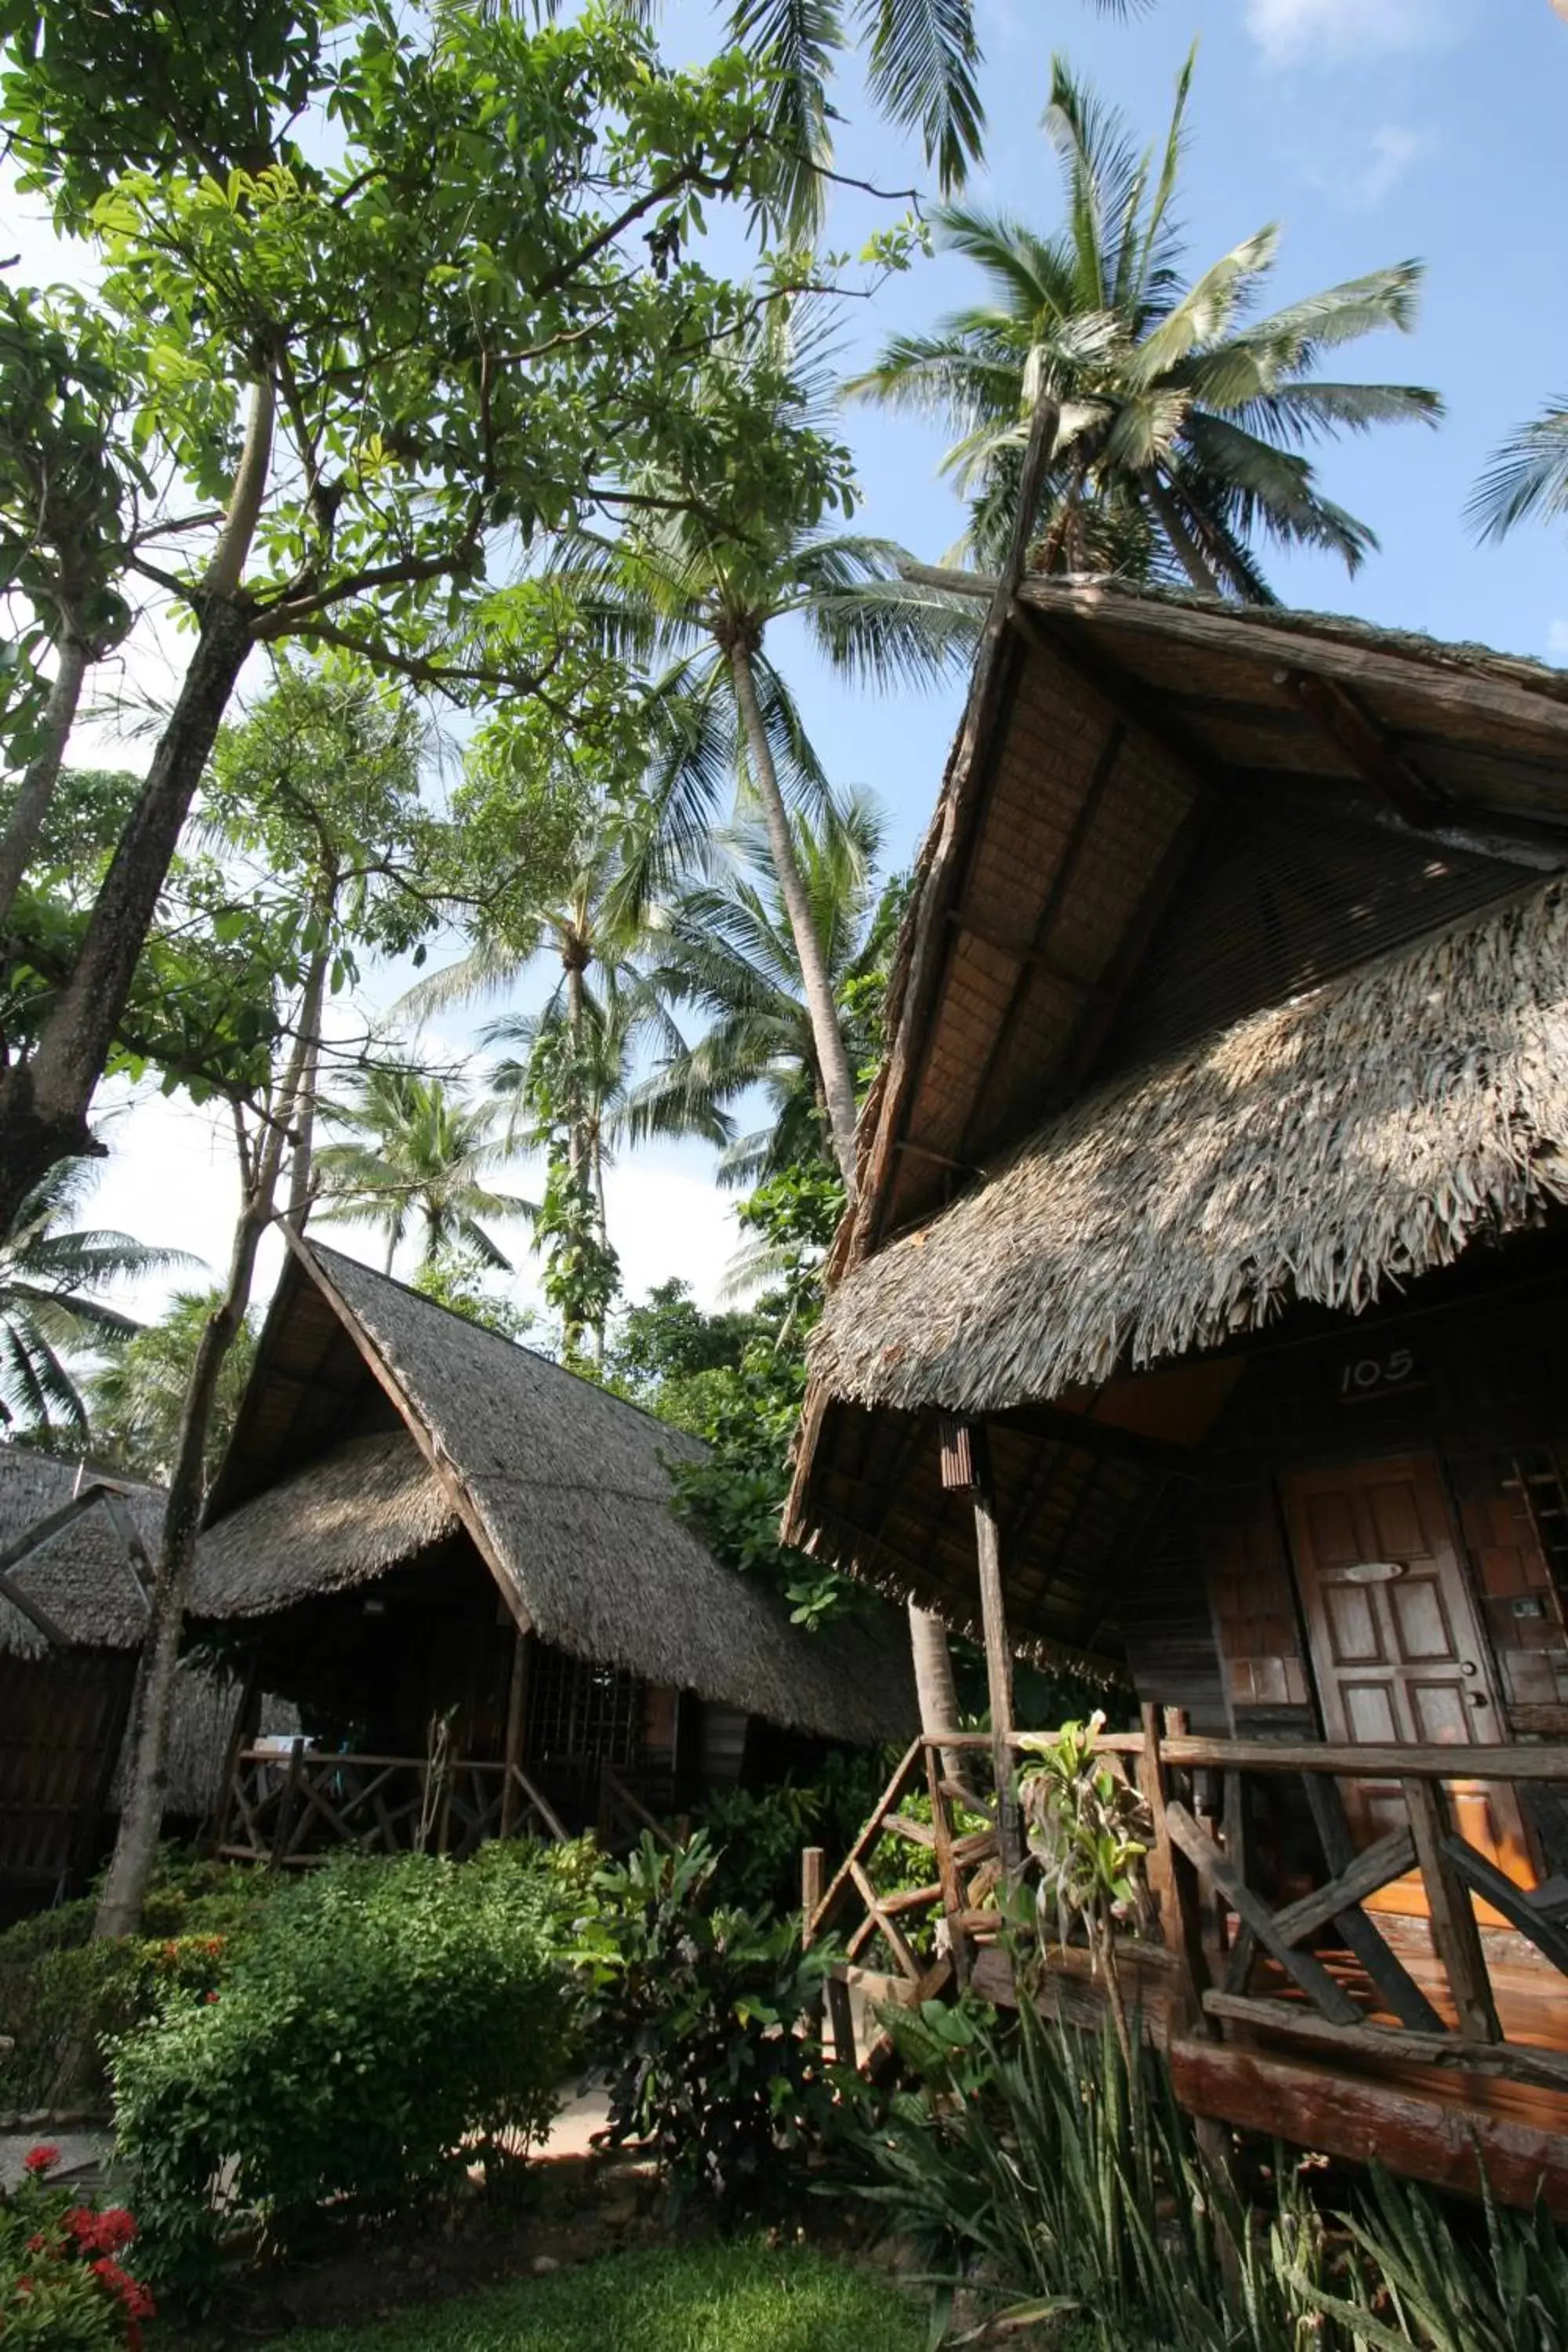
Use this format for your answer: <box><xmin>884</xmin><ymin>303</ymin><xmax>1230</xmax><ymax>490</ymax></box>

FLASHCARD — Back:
<box><xmin>655</xmin><ymin>0</ymin><xmax>1568</xmax><ymax>874</ymax></box>
<box><xmin>15</xmin><ymin>0</ymin><xmax>1568</xmax><ymax>1329</ymax></box>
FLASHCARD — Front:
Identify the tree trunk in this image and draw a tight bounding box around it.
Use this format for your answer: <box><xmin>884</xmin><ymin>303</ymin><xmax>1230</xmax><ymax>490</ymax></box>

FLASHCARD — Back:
<box><xmin>727</xmin><ymin>634</ymin><xmax>861</xmax><ymax>1201</ymax></box>
<box><xmin>907</xmin><ymin>1599</ymin><xmax>972</xmax><ymax>1795</ymax></box>
<box><xmin>285</xmin><ymin>911</ymin><xmax>332</xmax><ymax>1228</ymax></box>
<box><xmin>0</xmin><ymin>631</ymin><xmax>90</xmax><ymax>928</ymax></box>
<box><xmin>1144</xmin><ymin>471</ymin><xmax>1225</xmax><ymax>598</ymax></box>
<box><xmin>0</xmin><ymin>376</ymin><xmax>274</xmax><ymax>1231</ymax></box>
<box><xmin>96</xmin><ymin>920</ymin><xmax>307</xmax><ymax>1939</ymax></box>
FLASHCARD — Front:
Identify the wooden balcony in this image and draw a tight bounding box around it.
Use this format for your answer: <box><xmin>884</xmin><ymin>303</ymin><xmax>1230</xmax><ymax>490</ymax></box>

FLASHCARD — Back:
<box><xmin>802</xmin><ymin>1719</ymin><xmax>1568</xmax><ymax>2215</ymax></box>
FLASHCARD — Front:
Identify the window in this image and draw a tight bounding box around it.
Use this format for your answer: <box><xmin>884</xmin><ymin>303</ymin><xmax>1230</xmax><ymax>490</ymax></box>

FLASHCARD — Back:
<box><xmin>526</xmin><ymin>1644</ymin><xmax>644</xmax><ymax>1766</ymax></box>
<box><xmin>1505</xmin><ymin>1451</ymin><xmax>1568</xmax><ymax>1597</ymax></box>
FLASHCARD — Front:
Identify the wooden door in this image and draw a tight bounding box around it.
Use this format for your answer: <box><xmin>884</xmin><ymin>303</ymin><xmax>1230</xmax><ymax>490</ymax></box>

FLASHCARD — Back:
<box><xmin>1283</xmin><ymin>1455</ymin><xmax>1532</xmax><ymax>1907</ymax></box>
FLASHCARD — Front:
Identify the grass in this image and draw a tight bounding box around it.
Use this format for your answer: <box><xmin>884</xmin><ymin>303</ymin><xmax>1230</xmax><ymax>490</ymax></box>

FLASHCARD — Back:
<box><xmin>256</xmin><ymin>2241</ymin><xmax>924</xmax><ymax>2352</ymax></box>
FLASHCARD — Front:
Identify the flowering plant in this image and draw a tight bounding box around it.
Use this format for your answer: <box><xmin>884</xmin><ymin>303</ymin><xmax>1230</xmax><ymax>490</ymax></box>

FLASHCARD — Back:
<box><xmin>1</xmin><ymin>2147</ymin><xmax>154</xmax><ymax>2351</ymax></box>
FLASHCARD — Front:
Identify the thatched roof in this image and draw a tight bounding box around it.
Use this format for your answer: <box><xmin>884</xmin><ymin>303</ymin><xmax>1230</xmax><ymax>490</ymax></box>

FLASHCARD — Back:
<box><xmin>194</xmin><ymin>1430</ymin><xmax>459</xmax><ymax>1617</ymax></box>
<box><xmin>784</xmin><ymin>578</ymin><xmax>1568</xmax><ymax>1653</ymax></box>
<box><xmin>0</xmin><ymin>1447</ymin><xmax>162</xmax><ymax>1657</ymax></box>
<box><xmin>198</xmin><ymin>1239</ymin><xmax>915</xmax><ymax>1748</ymax></box>
<box><xmin>812</xmin><ymin>877</ymin><xmax>1568</xmax><ymax>1416</ymax></box>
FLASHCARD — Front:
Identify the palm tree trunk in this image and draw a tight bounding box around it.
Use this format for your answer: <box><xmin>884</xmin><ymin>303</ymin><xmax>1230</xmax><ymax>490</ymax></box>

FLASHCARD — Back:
<box><xmin>564</xmin><ymin>955</ymin><xmax>587</xmax><ymax>1182</ymax></box>
<box><xmin>0</xmin><ymin>631</ymin><xmax>90</xmax><ymax>930</ymax></box>
<box><xmin>907</xmin><ymin>1600</ymin><xmax>972</xmax><ymax>1794</ymax></box>
<box><xmin>726</xmin><ymin>635</ymin><xmax>861</xmax><ymax>1202</ymax></box>
<box><xmin>285</xmin><ymin>900</ymin><xmax>332</xmax><ymax>1229</ymax></box>
<box><xmin>1144</xmin><ymin>470</ymin><xmax>1225</xmax><ymax>598</ymax></box>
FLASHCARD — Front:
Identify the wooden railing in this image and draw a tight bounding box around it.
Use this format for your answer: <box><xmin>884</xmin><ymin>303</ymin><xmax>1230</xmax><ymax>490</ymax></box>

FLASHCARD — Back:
<box><xmin>805</xmin><ymin>1719</ymin><xmax>1568</xmax><ymax>2096</ymax></box>
<box><xmin>217</xmin><ymin>1744</ymin><xmax>568</xmax><ymax>1867</ymax></box>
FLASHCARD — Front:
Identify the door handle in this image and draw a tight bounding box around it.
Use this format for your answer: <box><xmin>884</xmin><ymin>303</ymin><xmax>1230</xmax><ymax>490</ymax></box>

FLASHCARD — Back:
<box><xmin>1465</xmin><ymin>1691</ymin><xmax>1489</xmax><ymax>1708</ymax></box>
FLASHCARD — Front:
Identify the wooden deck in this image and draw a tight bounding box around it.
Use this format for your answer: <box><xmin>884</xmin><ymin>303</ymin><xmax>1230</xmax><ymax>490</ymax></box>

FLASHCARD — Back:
<box><xmin>803</xmin><ymin>1721</ymin><xmax>1568</xmax><ymax>2213</ymax></box>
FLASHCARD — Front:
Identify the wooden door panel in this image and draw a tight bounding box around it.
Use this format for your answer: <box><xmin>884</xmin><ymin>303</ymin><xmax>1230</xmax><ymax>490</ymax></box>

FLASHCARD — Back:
<box><xmin>1282</xmin><ymin>1454</ymin><xmax>1531</xmax><ymax>1917</ymax></box>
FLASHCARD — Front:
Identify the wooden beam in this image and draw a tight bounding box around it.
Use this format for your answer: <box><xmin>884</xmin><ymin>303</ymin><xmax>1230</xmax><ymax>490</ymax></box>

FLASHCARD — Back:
<box><xmin>1301</xmin><ymin>1776</ymin><xmax>1446</xmax><ymax>2034</ymax></box>
<box><xmin>1140</xmin><ymin>1707</ymin><xmax>1210</xmax><ymax>2033</ymax></box>
<box><xmin>1003</xmin><ymin>1396</ymin><xmax>1200</xmax><ymax>1479</ymax></box>
<box><xmin>1166</xmin><ymin>1800</ymin><xmax>1362</xmax><ymax>2027</ymax></box>
<box><xmin>1167</xmin><ymin>2036</ymin><xmax>1568</xmax><ymax>2219</ymax></box>
<box><xmin>1269</xmin><ymin>1827</ymin><xmax>1417</xmax><ymax>1947</ymax></box>
<box><xmin>499</xmin><ymin>1626</ymin><xmax>530</xmax><ymax>1838</ymax></box>
<box><xmin>1203</xmin><ymin>1991</ymin><xmax>1568</xmax><ymax>2094</ymax></box>
<box><xmin>0</xmin><ymin>1492</ymin><xmax>114</xmax><ymax>1646</ymax></box>
<box><xmin>1402</xmin><ymin>1777</ymin><xmax>1501</xmax><ymax>2043</ymax></box>
<box><xmin>1011</xmin><ymin>575</ymin><xmax>1568</xmax><ymax>746</ymax></box>
<box><xmin>1441</xmin><ymin>1835</ymin><xmax>1568</xmax><ymax>1976</ymax></box>
<box><xmin>849</xmin><ymin>1857</ymin><xmax>923</xmax><ymax>1984</ymax></box>
<box><xmin>1279</xmin><ymin>669</ymin><xmax>1448</xmax><ymax>825</ymax></box>
<box><xmin>1152</xmin><ymin>1737</ymin><xmax>1568</xmax><ymax>1781</ymax></box>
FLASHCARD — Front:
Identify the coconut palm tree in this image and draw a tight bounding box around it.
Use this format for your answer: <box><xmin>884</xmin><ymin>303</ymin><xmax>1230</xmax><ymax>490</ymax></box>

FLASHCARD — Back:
<box><xmin>850</xmin><ymin>50</ymin><xmax>1441</xmax><ymax>597</ymax></box>
<box><xmin>314</xmin><ymin>1067</ymin><xmax>531</xmax><ymax>1273</ymax></box>
<box><xmin>1469</xmin><ymin>402</ymin><xmax>1568</xmax><ymax>546</ymax></box>
<box><xmin>558</xmin><ymin>331</ymin><xmax>977</xmax><ymax>1197</ymax></box>
<box><xmin>0</xmin><ymin>1160</ymin><xmax>194</xmax><ymax>1440</ymax></box>
<box><xmin>627</xmin><ymin>795</ymin><xmax>896</xmax><ymax>1190</ymax></box>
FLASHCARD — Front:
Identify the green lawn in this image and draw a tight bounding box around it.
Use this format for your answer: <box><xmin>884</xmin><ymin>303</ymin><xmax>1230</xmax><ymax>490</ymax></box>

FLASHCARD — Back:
<box><xmin>259</xmin><ymin>2242</ymin><xmax>924</xmax><ymax>2352</ymax></box>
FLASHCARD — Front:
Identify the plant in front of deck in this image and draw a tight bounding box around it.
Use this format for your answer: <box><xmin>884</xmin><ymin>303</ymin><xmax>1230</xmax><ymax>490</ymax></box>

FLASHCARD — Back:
<box><xmin>111</xmin><ymin>1849</ymin><xmax>577</xmax><ymax>2294</ymax></box>
<box><xmin>1017</xmin><ymin>1712</ymin><xmax>1152</xmax><ymax>2066</ymax></box>
<box><xmin>578</xmin><ymin>1831</ymin><xmax>844</xmax><ymax>2220</ymax></box>
<box><xmin>859</xmin><ymin>1998</ymin><xmax>1342</xmax><ymax>2352</ymax></box>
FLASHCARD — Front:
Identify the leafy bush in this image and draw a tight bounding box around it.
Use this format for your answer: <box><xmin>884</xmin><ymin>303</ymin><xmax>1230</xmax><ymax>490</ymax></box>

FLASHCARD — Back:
<box><xmin>698</xmin><ymin>1750</ymin><xmax>888</xmax><ymax>1915</ymax></box>
<box><xmin>579</xmin><ymin>1832</ymin><xmax>844</xmax><ymax>2220</ymax></box>
<box><xmin>0</xmin><ymin>2145</ymin><xmax>155</xmax><ymax>2352</ymax></box>
<box><xmin>0</xmin><ymin>1855</ymin><xmax>267</xmax><ymax>2111</ymax></box>
<box><xmin>112</xmin><ymin>1846</ymin><xmax>579</xmax><ymax>2290</ymax></box>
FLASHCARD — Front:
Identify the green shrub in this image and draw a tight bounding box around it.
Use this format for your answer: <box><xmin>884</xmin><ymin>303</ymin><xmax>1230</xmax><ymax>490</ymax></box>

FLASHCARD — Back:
<box><xmin>1309</xmin><ymin>2165</ymin><xmax>1568</xmax><ymax>2352</ymax></box>
<box><xmin>580</xmin><ymin>1832</ymin><xmax>844</xmax><ymax>2220</ymax></box>
<box><xmin>0</xmin><ymin>1855</ymin><xmax>267</xmax><ymax>2112</ymax></box>
<box><xmin>1</xmin><ymin>2143</ymin><xmax>155</xmax><ymax>2352</ymax></box>
<box><xmin>112</xmin><ymin>1847</ymin><xmax>579</xmax><ymax>2291</ymax></box>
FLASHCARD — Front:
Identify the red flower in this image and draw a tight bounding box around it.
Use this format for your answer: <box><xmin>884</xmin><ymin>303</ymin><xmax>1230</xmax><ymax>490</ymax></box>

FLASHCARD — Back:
<box><xmin>91</xmin><ymin>2259</ymin><xmax>155</xmax><ymax>2322</ymax></box>
<box><xmin>205</xmin><ymin>1990</ymin><xmax>219</xmax><ymax>2003</ymax></box>
<box><xmin>21</xmin><ymin>2146</ymin><xmax>59</xmax><ymax>2176</ymax></box>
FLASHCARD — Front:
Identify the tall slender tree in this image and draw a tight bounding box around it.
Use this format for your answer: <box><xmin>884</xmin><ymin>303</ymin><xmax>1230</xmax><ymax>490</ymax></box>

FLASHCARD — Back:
<box><xmin>851</xmin><ymin>51</ymin><xmax>1440</xmax><ymax>596</ymax></box>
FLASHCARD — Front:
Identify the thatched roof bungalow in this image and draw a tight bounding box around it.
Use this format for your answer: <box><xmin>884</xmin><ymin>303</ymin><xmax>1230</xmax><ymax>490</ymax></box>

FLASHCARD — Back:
<box><xmin>784</xmin><ymin>572</ymin><xmax>1568</xmax><ymax>2209</ymax></box>
<box><xmin>0</xmin><ymin>1449</ymin><xmax>238</xmax><ymax>1919</ymax></box>
<box><xmin>193</xmin><ymin>1236</ymin><xmax>913</xmax><ymax>1857</ymax></box>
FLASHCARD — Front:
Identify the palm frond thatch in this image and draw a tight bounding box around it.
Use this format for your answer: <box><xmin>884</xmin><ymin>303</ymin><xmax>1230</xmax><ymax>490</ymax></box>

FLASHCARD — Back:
<box><xmin>811</xmin><ymin>878</ymin><xmax>1568</xmax><ymax>1416</ymax></box>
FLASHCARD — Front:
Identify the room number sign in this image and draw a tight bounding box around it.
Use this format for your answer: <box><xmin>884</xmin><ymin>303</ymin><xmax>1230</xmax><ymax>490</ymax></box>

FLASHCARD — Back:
<box><xmin>1338</xmin><ymin>1346</ymin><xmax>1417</xmax><ymax>1399</ymax></box>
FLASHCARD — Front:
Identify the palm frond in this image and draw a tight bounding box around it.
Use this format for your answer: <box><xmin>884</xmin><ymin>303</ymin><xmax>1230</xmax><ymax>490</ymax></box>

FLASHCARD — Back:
<box><xmin>1468</xmin><ymin>401</ymin><xmax>1568</xmax><ymax>544</ymax></box>
<box><xmin>854</xmin><ymin>0</ymin><xmax>983</xmax><ymax>194</ymax></box>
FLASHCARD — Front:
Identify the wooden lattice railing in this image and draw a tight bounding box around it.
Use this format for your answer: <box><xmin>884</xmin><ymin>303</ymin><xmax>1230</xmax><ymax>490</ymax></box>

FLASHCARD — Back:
<box><xmin>805</xmin><ymin>1715</ymin><xmax>1568</xmax><ymax>2094</ymax></box>
<box><xmin>217</xmin><ymin>1744</ymin><xmax>568</xmax><ymax>1866</ymax></box>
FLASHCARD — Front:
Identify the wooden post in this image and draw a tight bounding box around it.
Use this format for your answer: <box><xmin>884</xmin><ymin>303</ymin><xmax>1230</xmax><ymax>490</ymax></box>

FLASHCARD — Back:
<box><xmin>971</xmin><ymin>1428</ymin><xmax>1022</xmax><ymax>1874</ymax></box>
<box><xmin>1140</xmin><ymin>1704</ymin><xmax>1210</xmax><ymax>2034</ymax></box>
<box><xmin>1402</xmin><ymin>1776</ymin><xmax>1502</xmax><ymax>2043</ymax></box>
<box><xmin>271</xmin><ymin>1737</ymin><xmax>304</xmax><ymax>1869</ymax></box>
<box><xmin>500</xmin><ymin>1627</ymin><xmax>531</xmax><ymax>1839</ymax></box>
<box><xmin>801</xmin><ymin>1845</ymin><xmax>825</xmax><ymax>1946</ymax></box>
<box><xmin>925</xmin><ymin>1738</ymin><xmax>970</xmax><ymax>1987</ymax></box>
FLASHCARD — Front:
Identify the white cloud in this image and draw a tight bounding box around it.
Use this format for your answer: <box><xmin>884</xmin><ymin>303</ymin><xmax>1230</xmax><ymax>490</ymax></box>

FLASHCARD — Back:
<box><xmin>1352</xmin><ymin>123</ymin><xmax>1430</xmax><ymax>205</ymax></box>
<box><xmin>1245</xmin><ymin>0</ymin><xmax>1446</xmax><ymax>68</ymax></box>
<box><xmin>1547</xmin><ymin>619</ymin><xmax>1568</xmax><ymax>662</ymax></box>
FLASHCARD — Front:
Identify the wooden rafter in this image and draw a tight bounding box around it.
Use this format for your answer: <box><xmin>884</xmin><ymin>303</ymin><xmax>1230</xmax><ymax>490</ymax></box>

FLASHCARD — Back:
<box><xmin>1279</xmin><ymin>669</ymin><xmax>1448</xmax><ymax>826</ymax></box>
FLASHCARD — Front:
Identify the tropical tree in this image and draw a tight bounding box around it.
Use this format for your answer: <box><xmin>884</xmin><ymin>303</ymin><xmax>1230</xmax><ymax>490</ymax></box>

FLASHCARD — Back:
<box><xmin>1469</xmin><ymin>402</ymin><xmax>1568</xmax><ymax>546</ymax></box>
<box><xmin>0</xmin><ymin>2</ymin><xmax>839</xmax><ymax>1230</ymax></box>
<box><xmin>629</xmin><ymin>797</ymin><xmax>898</xmax><ymax>1188</ymax></box>
<box><xmin>0</xmin><ymin>1160</ymin><xmax>192</xmax><ymax>1442</ymax></box>
<box><xmin>314</xmin><ymin>1067</ymin><xmax>531</xmax><ymax>1274</ymax></box>
<box><xmin>561</xmin><ymin>316</ymin><xmax>977</xmax><ymax>1196</ymax></box>
<box><xmin>850</xmin><ymin>51</ymin><xmax>1441</xmax><ymax>597</ymax></box>
<box><xmin>87</xmin><ymin>1288</ymin><xmax>260</xmax><ymax>1483</ymax></box>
